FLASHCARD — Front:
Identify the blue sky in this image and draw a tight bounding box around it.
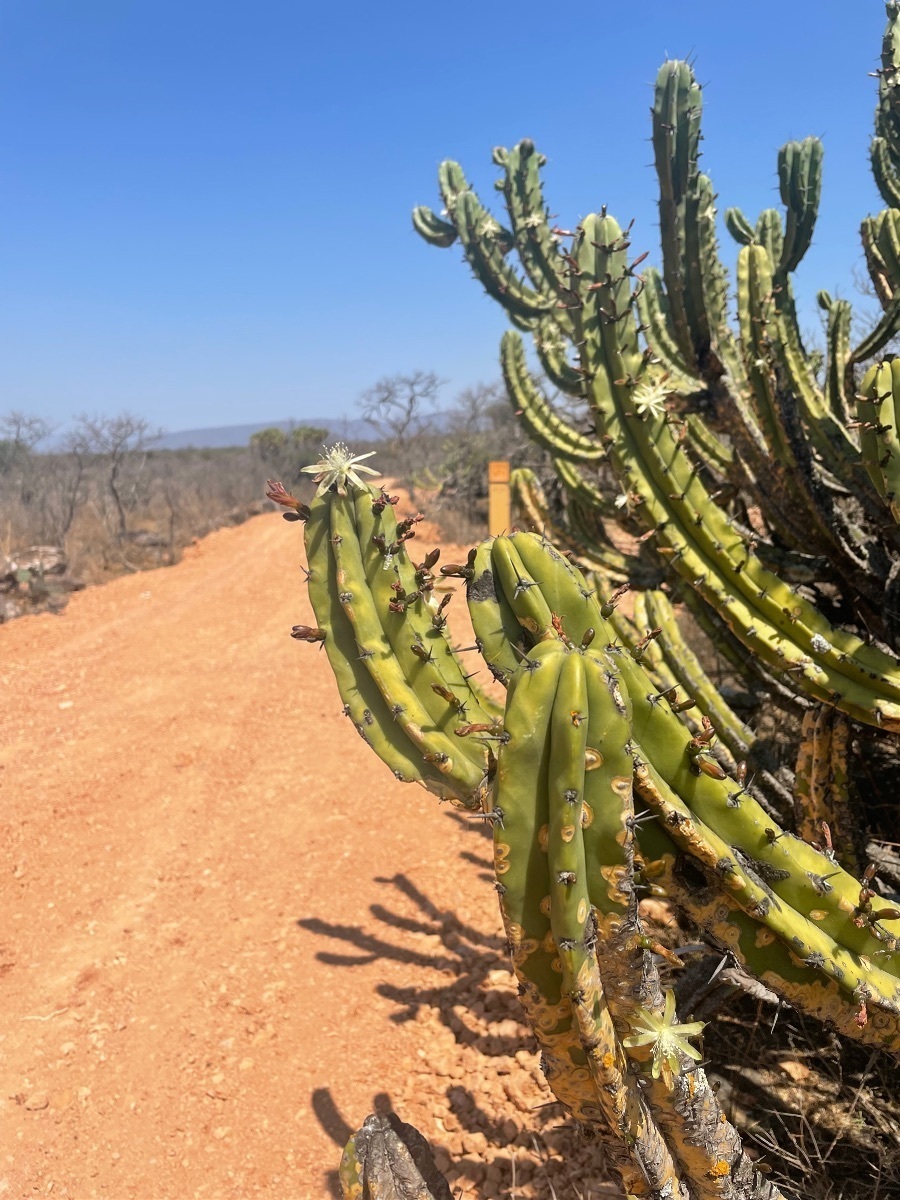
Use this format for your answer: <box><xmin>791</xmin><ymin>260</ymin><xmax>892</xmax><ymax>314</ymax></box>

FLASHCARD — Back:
<box><xmin>0</xmin><ymin>0</ymin><xmax>888</xmax><ymax>434</ymax></box>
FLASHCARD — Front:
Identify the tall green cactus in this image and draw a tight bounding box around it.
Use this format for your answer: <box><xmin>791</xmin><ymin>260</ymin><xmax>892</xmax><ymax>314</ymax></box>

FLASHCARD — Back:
<box><xmin>276</xmin><ymin>7</ymin><xmax>900</xmax><ymax>1193</ymax></box>
<box><xmin>412</xmin><ymin>5</ymin><xmax>900</xmax><ymax>858</ymax></box>
<box><xmin>413</xmin><ymin>4</ymin><xmax>900</xmax><ymax>698</ymax></box>
<box><xmin>277</xmin><ymin>458</ymin><xmax>900</xmax><ymax>1197</ymax></box>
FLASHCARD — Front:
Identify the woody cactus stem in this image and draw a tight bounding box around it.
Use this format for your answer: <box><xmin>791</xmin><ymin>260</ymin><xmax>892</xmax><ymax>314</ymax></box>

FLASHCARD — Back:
<box><xmin>792</xmin><ymin>706</ymin><xmax>860</xmax><ymax>874</ymax></box>
<box><xmin>339</xmin><ymin>1113</ymin><xmax>453</xmax><ymax>1200</ymax></box>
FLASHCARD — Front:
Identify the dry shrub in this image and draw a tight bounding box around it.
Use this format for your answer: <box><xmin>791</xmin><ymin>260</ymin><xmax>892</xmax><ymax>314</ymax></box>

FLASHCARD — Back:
<box><xmin>0</xmin><ymin>419</ymin><xmax>319</xmax><ymax>615</ymax></box>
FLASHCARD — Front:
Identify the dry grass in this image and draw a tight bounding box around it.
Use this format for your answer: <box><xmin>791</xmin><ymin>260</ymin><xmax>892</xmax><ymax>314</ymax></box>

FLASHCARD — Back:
<box><xmin>705</xmin><ymin>996</ymin><xmax>900</xmax><ymax>1198</ymax></box>
<box><xmin>0</xmin><ymin>444</ymin><xmax>311</xmax><ymax>620</ymax></box>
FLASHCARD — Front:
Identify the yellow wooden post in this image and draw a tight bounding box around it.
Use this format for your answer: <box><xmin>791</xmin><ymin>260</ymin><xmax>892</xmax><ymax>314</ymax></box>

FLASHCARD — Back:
<box><xmin>488</xmin><ymin>460</ymin><xmax>511</xmax><ymax>536</ymax></box>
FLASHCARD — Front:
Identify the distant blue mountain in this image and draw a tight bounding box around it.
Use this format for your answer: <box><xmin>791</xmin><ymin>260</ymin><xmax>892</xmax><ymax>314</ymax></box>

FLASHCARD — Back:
<box><xmin>151</xmin><ymin>417</ymin><xmax>371</xmax><ymax>451</ymax></box>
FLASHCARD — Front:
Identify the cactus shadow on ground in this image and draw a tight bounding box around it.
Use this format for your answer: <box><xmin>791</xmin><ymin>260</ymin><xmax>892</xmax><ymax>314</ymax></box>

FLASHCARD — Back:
<box><xmin>299</xmin><ymin>816</ymin><xmax>628</xmax><ymax>1199</ymax></box>
<box><xmin>301</xmin><ymin>820</ymin><xmax>900</xmax><ymax>1199</ymax></box>
<box><xmin>297</xmin><ymin>819</ymin><xmax>514</xmax><ymax>1050</ymax></box>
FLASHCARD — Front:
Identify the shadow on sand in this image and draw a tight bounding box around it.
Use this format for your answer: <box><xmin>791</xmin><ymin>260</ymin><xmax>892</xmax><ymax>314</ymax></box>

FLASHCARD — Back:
<box><xmin>298</xmin><ymin>813</ymin><xmax>616</xmax><ymax>1199</ymax></box>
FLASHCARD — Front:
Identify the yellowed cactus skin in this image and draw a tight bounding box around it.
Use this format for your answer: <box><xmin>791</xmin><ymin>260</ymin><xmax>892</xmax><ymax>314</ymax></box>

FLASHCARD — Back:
<box><xmin>546</xmin><ymin>648</ymin><xmax>686</xmax><ymax>1196</ymax></box>
<box><xmin>492</xmin><ymin>641</ymin><xmax>599</xmax><ymax>1121</ymax></box>
<box><xmin>651</xmin><ymin>852</ymin><xmax>900</xmax><ymax>1054</ymax></box>
<box><xmin>338</xmin><ymin>1129</ymin><xmax>364</xmax><ymax>1200</ymax></box>
<box><xmin>793</xmin><ymin>705</ymin><xmax>859</xmax><ymax>874</ymax></box>
<box><xmin>633</xmin><ymin>762</ymin><xmax>900</xmax><ymax>1051</ymax></box>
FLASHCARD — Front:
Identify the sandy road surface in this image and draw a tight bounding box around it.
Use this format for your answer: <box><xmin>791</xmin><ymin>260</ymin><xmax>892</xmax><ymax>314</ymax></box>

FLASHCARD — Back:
<box><xmin>0</xmin><ymin>508</ymin><xmax>616</xmax><ymax>1200</ymax></box>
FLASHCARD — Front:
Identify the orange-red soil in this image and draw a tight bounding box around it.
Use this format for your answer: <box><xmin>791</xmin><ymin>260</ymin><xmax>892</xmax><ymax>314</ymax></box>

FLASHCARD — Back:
<box><xmin>0</xmin><ymin>505</ymin><xmax>619</xmax><ymax>1199</ymax></box>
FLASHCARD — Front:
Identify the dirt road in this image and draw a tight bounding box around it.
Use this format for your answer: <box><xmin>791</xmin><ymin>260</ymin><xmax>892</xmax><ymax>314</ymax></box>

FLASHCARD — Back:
<box><xmin>0</xmin><ymin>506</ymin><xmax>616</xmax><ymax>1199</ymax></box>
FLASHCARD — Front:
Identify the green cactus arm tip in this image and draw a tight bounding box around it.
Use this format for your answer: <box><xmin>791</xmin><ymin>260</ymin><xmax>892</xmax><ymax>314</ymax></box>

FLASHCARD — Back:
<box><xmin>861</xmin><ymin>210</ymin><xmax>900</xmax><ymax>305</ymax></box>
<box><xmin>303</xmin><ymin>498</ymin><xmax>459</xmax><ymax>798</ymax></box>
<box><xmin>411</xmin><ymin>205</ymin><xmax>458</xmax><ymax>249</ymax></box>
<box><xmin>724</xmin><ymin>207</ymin><xmax>755</xmax><ymax>246</ymax></box>
<box><xmin>778</xmin><ymin>138</ymin><xmax>823</xmax><ymax>275</ymax></box>
<box><xmin>755</xmin><ymin>209</ymin><xmax>784</xmax><ymax>272</ymax></box>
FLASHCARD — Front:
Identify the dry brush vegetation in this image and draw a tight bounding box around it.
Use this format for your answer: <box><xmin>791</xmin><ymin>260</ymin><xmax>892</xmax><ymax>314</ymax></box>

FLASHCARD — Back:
<box><xmin>0</xmin><ymin>388</ymin><xmax>541</xmax><ymax>624</ymax></box>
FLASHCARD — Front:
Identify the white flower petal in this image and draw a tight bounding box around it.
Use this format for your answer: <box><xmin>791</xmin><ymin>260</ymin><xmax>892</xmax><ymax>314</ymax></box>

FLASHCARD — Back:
<box><xmin>300</xmin><ymin>444</ymin><xmax>381</xmax><ymax>496</ymax></box>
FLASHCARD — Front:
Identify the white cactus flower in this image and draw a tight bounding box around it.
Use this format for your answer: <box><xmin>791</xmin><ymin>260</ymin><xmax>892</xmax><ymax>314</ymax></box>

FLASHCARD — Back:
<box><xmin>623</xmin><ymin>989</ymin><xmax>705</xmax><ymax>1090</ymax></box>
<box><xmin>539</xmin><ymin>334</ymin><xmax>566</xmax><ymax>356</ymax></box>
<box><xmin>301</xmin><ymin>444</ymin><xmax>380</xmax><ymax>497</ymax></box>
<box><xmin>632</xmin><ymin>378</ymin><xmax>671</xmax><ymax>419</ymax></box>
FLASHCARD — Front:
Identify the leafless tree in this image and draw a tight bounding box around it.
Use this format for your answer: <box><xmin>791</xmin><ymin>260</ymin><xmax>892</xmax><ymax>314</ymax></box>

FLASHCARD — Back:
<box><xmin>358</xmin><ymin>372</ymin><xmax>444</xmax><ymax>455</ymax></box>
<box><xmin>432</xmin><ymin>381</ymin><xmax>537</xmax><ymax>511</ymax></box>
<box><xmin>75</xmin><ymin>412</ymin><xmax>160</xmax><ymax>541</ymax></box>
<box><xmin>0</xmin><ymin>411</ymin><xmax>53</xmax><ymax>455</ymax></box>
<box><xmin>46</xmin><ymin>426</ymin><xmax>92</xmax><ymax>543</ymax></box>
<box><xmin>445</xmin><ymin>381</ymin><xmax>512</xmax><ymax>437</ymax></box>
<box><xmin>0</xmin><ymin>412</ymin><xmax>54</xmax><ymax>509</ymax></box>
